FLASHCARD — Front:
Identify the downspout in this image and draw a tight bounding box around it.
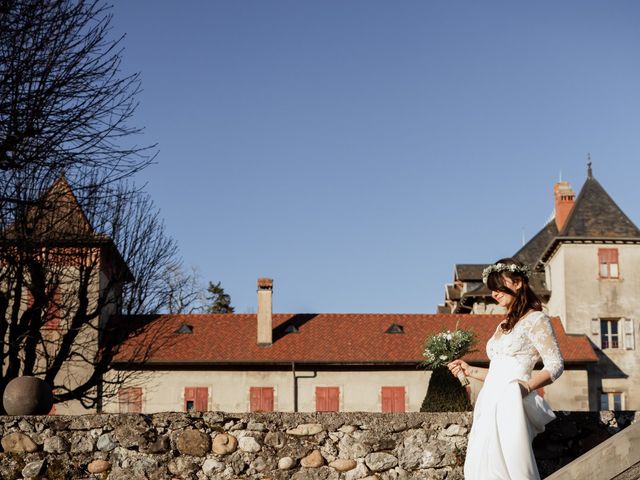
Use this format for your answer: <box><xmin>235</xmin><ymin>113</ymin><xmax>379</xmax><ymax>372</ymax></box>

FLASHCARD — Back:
<box><xmin>291</xmin><ymin>361</ymin><xmax>317</xmax><ymax>412</ymax></box>
<box><xmin>292</xmin><ymin>362</ymin><xmax>297</xmax><ymax>412</ymax></box>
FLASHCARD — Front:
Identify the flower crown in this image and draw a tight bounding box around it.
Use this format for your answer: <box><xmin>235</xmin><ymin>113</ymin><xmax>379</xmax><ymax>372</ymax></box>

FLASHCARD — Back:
<box><xmin>482</xmin><ymin>262</ymin><xmax>531</xmax><ymax>284</ymax></box>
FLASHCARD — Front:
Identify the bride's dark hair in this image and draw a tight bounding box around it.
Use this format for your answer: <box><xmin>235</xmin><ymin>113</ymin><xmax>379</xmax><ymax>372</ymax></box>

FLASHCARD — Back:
<box><xmin>486</xmin><ymin>257</ymin><xmax>542</xmax><ymax>332</ymax></box>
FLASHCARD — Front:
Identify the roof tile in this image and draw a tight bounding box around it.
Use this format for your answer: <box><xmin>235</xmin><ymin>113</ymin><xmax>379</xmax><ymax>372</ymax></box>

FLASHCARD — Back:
<box><xmin>114</xmin><ymin>313</ymin><xmax>597</xmax><ymax>366</ymax></box>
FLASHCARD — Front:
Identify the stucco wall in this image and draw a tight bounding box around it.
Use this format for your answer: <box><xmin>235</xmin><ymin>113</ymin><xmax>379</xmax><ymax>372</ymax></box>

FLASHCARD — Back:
<box><xmin>104</xmin><ymin>365</ymin><xmax>591</xmax><ymax>415</ymax></box>
<box><xmin>103</xmin><ymin>369</ymin><xmax>434</xmax><ymax>414</ymax></box>
<box><xmin>546</xmin><ymin>243</ymin><xmax>640</xmax><ymax>410</ymax></box>
<box><xmin>542</xmin><ymin>369</ymin><xmax>590</xmax><ymax>411</ymax></box>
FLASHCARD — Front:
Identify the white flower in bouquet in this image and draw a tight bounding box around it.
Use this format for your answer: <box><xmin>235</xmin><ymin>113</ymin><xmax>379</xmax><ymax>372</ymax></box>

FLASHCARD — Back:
<box><xmin>422</xmin><ymin>328</ymin><xmax>476</xmax><ymax>386</ymax></box>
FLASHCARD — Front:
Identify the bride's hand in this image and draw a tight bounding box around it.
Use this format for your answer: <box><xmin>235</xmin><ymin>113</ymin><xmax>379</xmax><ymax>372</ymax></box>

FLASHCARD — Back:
<box><xmin>517</xmin><ymin>380</ymin><xmax>532</xmax><ymax>397</ymax></box>
<box><xmin>447</xmin><ymin>359</ymin><xmax>470</xmax><ymax>377</ymax></box>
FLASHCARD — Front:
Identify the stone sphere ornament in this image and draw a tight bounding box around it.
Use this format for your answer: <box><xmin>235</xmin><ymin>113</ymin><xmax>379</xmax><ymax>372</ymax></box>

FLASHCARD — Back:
<box><xmin>3</xmin><ymin>376</ymin><xmax>54</xmax><ymax>415</ymax></box>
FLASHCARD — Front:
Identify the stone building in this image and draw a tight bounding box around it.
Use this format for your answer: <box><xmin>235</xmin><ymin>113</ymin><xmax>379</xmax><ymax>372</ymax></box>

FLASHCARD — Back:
<box><xmin>439</xmin><ymin>164</ymin><xmax>640</xmax><ymax>411</ymax></box>
<box><xmin>107</xmin><ymin>278</ymin><xmax>596</xmax><ymax>414</ymax></box>
<box><xmin>1</xmin><ymin>177</ymin><xmax>132</xmax><ymax>414</ymax></box>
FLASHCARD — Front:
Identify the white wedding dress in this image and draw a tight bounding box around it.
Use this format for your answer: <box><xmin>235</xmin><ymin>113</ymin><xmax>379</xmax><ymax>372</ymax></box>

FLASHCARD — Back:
<box><xmin>464</xmin><ymin>311</ymin><xmax>564</xmax><ymax>480</ymax></box>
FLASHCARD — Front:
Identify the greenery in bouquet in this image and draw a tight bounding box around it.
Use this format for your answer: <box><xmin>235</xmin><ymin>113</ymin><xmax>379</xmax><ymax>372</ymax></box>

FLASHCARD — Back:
<box><xmin>422</xmin><ymin>329</ymin><xmax>477</xmax><ymax>369</ymax></box>
<box><xmin>421</xmin><ymin>328</ymin><xmax>477</xmax><ymax>412</ymax></box>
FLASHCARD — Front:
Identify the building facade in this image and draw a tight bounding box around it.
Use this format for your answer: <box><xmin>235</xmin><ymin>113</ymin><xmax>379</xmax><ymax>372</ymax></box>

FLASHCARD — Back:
<box><xmin>108</xmin><ymin>278</ymin><xmax>596</xmax><ymax>414</ymax></box>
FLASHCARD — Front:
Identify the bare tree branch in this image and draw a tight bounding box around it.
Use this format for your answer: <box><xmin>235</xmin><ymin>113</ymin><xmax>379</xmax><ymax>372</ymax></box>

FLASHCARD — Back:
<box><xmin>0</xmin><ymin>1</ymin><xmax>195</xmax><ymax>411</ymax></box>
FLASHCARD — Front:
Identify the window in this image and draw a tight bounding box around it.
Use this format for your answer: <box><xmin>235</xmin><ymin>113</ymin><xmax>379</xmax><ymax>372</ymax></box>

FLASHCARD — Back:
<box><xmin>315</xmin><ymin>387</ymin><xmax>340</xmax><ymax>412</ymax></box>
<box><xmin>381</xmin><ymin>387</ymin><xmax>405</xmax><ymax>413</ymax></box>
<box><xmin>601</xmin><ymin>319</ymin><xmax>620</xmax><ymax>349</ymax></box>
<box><xmin>385</xmin><ymin>324</ymin><xmax>404</xmax><ymax>334</ymax></box>
<box><xmin>250</xmin><ymin>387</ymin><xmax>274</xmax><ymax>412</ymax></box>
<box><xmin>598</xmin><ymin>248</ymin><xmax>619</xmax><ymax>279</ymax></box>
<box><xmin>184</xmin><ymin>387</ymin><xmax>208</xmax><ymax>412</ymax></box>
<box><xmin>600</xmin><ymin>392</ymin><xmax>624</xmax><ymax>411</ymax></box>
<box><xmin>118</xmin><ymin>387</ymin><xmax>143</xmax><ymax>413</ymax></box>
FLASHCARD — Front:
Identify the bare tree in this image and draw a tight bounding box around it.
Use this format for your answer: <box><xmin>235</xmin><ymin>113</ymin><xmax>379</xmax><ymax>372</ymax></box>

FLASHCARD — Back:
<box><xmin>0</xmin><ymin>1</ymin><xmax>191</xmax><ymax>410</ymax></box>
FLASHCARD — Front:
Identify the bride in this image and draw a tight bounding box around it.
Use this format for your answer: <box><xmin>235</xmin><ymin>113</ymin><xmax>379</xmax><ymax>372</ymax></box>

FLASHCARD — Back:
<box><xmin>448</xmin><ymin>258</ymin><xmax>564</xmax><ymax>480</ymax></box>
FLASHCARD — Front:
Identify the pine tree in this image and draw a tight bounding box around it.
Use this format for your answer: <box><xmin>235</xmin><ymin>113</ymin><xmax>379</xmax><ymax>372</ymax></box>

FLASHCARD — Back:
<box><xmin>205</xmin><ymin>281</ymin><xmax>235</xmax><ymax>313</ymax></box>
<box><xmin>420</xmin><ymin>367</ymin><xmax>473</xmax><ymax>412</ymax></box>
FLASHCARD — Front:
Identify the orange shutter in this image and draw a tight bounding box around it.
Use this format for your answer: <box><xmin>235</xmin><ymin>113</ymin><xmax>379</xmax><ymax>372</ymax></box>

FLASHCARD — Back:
<box><xmin>119</xmin><ymin>387</ymin><xmax>142</xmax><ymax>413</ymax></box>
<box><xmin>382</xmin><ymin>387</ymin><xmax>405</xmax><ymax>412</ymax></box>
<box><xmin>184</xmin><ymin>387</ymin><xmax>196</xmax><ymax>411</ymax></box>
<box><xmin>316</xmin><ymin>387</ymin><xmax>327</xmax><ymax>411</ymax></box>
<box><xmin>43</xmin><ymin>288</ymin><xmax>61</xmax><ymax>330</ymax></box>
<box><xmin>195</xmin><ymin>387</ymin><xmax>208</xmax><ymax>411</ymax></box>
<box><xmin>250</xmin><ymin>387</ymin><xmax>261</xmax><ymax>411</ymax></box>
<box><xmin>250</xmin><ymin>387</ymin><xmax>274</xmax><ymax>412</ymax></box>
<box><xmin>599</xmin><ymin>248</ymin><xmax>618</xmax><ymax>264</ymax></box>
<box><xmin>328</xmin><ymin>387</ymin><xmax>339</xmax><ymax>411</ymax></box>
<box><xmin>261</xmin><ymin>387</ymin><xmax>274</xmax><ymax>411</ymax></box>
<box><xmin>316</xmin><ymin>387</ymin><xmax>339</xmax><ymax>412</ymax></box>
<box><xmin>598</xmin><ymin>248</ymin><xmax>620</xmax><ymax>278</ymax></box>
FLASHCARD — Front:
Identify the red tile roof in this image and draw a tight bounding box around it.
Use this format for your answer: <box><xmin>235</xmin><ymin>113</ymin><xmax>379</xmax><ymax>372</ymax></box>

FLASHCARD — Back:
<box><xmin>113</xmin><ymin>313</ymin><xmax>597</xmax><ymax>366</ymax></box>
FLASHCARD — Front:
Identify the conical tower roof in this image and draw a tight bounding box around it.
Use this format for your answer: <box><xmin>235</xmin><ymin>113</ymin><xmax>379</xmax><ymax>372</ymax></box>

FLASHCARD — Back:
<box><xmin>538</xmin><ymin>165</ymin><xmax>640</xmax><ymax>263</ymax></box>
<box><xmin>558</xmin><ymin>172</ymin><xmax>640</xmax><ymax>238</ymax></box>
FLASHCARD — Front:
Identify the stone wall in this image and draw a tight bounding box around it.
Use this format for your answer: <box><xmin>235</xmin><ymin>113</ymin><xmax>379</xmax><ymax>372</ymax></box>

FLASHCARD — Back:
<box><xmin>0</xmin><ymin>411</ymin><xmax>636</xmax><ymax>480</ymax></box>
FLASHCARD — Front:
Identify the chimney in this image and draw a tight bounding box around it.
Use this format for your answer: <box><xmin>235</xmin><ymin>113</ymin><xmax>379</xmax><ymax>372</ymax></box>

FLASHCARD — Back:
<box><xmin>257</xmin><ymin>278</ymin><xmax>273</xmax><ymax>347</ymax></box>
<box><xmin>554</xmin><ymin>181</ymin><xmax>575</xmax><ymax>231</ymax></box>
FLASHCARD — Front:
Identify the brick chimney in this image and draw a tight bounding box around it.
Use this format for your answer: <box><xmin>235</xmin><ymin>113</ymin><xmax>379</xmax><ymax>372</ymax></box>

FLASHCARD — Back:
<box><xmin>257</xmin><ymin>278</ymin><xmax>273</xmax><ymax>347</ymax></box>
<box><xmin>554</xmin><ymin>181</ymin><xmax>575</xmax><ymax>231</ymax></box>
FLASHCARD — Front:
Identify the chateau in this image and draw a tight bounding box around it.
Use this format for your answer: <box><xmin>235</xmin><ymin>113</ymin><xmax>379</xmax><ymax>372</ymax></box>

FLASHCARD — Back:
<box><xmin>439</xmin><ymin>164</ymin><xmax>639</xmax><ymax>411</ymax></box>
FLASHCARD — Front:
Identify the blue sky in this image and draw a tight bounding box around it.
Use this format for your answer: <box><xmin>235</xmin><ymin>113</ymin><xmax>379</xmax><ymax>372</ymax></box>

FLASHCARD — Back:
<box><xmin>111</xmin><ymin>1</ymin><xmax>640</xmax><ymax>313</ymax></box>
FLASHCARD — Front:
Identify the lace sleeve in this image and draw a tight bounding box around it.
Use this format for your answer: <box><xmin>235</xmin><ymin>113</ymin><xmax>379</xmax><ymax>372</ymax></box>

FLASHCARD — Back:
<box><xmin>526</xmin><ymin>313</ymin><xmax>564</xmax><ymax>382</ymax></box>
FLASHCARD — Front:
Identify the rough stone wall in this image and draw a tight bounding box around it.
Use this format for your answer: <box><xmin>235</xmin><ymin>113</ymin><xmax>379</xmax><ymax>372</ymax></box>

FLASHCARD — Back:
<box><xmin>0</xmin><ymin>411</ymin><xmax>636</xmax><ymax>480</ymax></box>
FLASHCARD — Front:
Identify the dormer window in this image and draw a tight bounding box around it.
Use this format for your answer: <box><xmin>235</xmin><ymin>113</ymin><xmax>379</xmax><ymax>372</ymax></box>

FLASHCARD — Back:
<box><xmin>284</xmin><ymin>324</ymin><xmax>299</xmax><ymax>334</ymax></box>
<box><xmin>598</xmin><ymin>248</ymin><xmax>619</xmax><ymax>279</ymax></box>
<box><xmin>175</xmin><ymin>323</ymin><xmax>193</xmax><ymax>334</ymax></box>
<box><xmin>385</xmin><ymin>323</ymin><xmax>404</xmax><ymax>334</ymax></box>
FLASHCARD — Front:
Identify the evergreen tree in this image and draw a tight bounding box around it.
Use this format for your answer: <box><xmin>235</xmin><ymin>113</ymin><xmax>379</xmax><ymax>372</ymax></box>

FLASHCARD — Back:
<box><xmin>205</xmin><ymin>281</ymin><xmax>235</xmax><ymax>313</ymax></box>
<box><xmin>420</xmin><ymin>367</ymin><xmax>473</xmax><ymax>412</ymax></box>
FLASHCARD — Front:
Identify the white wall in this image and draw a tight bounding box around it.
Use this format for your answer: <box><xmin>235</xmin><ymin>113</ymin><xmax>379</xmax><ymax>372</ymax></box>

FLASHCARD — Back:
<box><xmin>546</xmin><ymin>243</ymin><xmax>640</xmax><ymax>410</ymax></box>
<box><xmin>103</xmin><ymin>369</ymin><xmax>434</xmax><ymax>413</ymax></box>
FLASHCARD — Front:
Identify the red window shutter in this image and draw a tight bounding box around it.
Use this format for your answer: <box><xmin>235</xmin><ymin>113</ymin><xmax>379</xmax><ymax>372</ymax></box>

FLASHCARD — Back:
<box><xmin>195</xmin><ymin>387</ymin><xmax>208</xmax><ymax>411</ymax></box>
<box><xmin>251</xmin><ymin>387</ymin><xmax>274</xmax><ymax>412</ymax></box>
<box><xmin>119</xmin><ymin>387</ymin><xmax>142</xmax><ymax>413</ymax></box>
<box><xmin>316</xmin><ymin>387</ymin><xmax>339</xmax><ymax>412</ymax></box>
<box><xmin>43</xmin><ymin>288</ymin><xmax>61</xmax><ymax>330</ymax></box>
<box><xmin>610</xmin><ymin>249</ymin><xmax>619</xmax><ymax>263</ymax></box>
<box><xmin>598</xmin><ymin>248</ymin><xmax>620</xmax><ymax>278</ymax></box>
<box><xmin>262</xmin><ymin>387</ymin><xmax>274</xmax><ymax>412</ymax></box>
<box><xmin>250</xmin><ymin>387</ymin><xmax>261</xmax><ymax>411</ymax></box>
<box><xmin>328</xmin><ymin>387</ymin><xmax>339</xmax><ymax>412</ymax></box>
<box><xmin>381</xmin><ymin>387</ymin><xmax>393</xmax><ymax>412</ymax></box>
<box><xmin>316</xmin><ymin>387</ymin><xmax>327</xmax><ymax>412</ymax></box>
<box><xmin>184</xmin><ymin>387</ymin><xmax>196</xmax><ymax>411</ymax></box>
<box><xmin>599</xmin><ymin>248</ymin><xmax>619</xmax><ymax>265</ymax></box>
<box><xmin>393</xmin><ymin>387</ymin><xmax>405</xmax><ymax>412</ymax></box>
<box><xmin>382</xmin><ymin>387</ymin><xmax>405</xmax><ymax>413</ymax></box>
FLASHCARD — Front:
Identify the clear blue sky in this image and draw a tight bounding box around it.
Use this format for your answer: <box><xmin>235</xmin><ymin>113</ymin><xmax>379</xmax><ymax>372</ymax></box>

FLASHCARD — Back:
<box><xmin>111</xmin><ymin>1</ymin><xmax>640</xmax><ymax>314</ymax></box>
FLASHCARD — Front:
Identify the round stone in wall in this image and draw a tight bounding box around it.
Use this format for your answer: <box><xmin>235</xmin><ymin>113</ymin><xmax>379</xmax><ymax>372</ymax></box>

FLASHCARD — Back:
<box><xmin>3</xmin><ymin>376</ymin><xmax>53</xmax><ymax>415</ymax></box>
<box><xmin>212</xmin><ymin>433</ymin><xmax>238</xmax><ymax>455</ymax></box>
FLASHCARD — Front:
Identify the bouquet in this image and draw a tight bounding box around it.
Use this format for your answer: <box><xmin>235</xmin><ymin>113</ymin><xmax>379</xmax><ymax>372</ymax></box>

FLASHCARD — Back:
<box><xmin>422</xmin><ymin>329</ymin><xmax>476</xmax><ymax>386</ymax></box>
